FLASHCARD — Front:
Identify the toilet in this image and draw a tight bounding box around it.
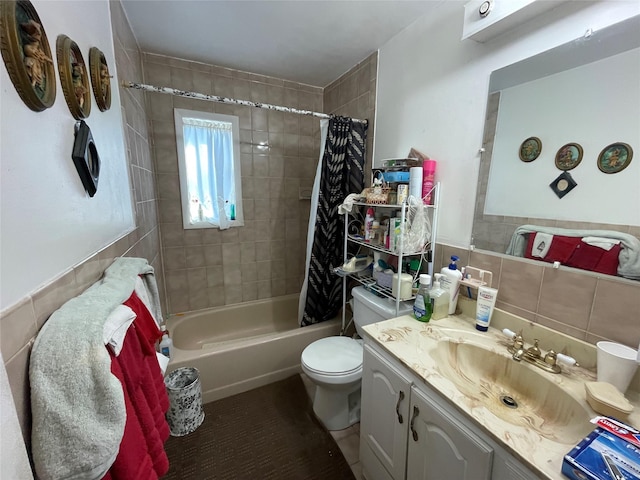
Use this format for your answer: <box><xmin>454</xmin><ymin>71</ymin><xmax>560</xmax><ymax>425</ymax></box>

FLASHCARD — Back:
<box><xmin>301</xmin><ymin>286</ymin><xmax>413</xmax><ymax>430</ymax></box>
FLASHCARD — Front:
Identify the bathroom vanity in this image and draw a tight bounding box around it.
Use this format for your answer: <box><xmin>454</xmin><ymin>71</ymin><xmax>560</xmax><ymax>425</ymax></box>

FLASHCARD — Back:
<box><xmin>359</xmin><ymin>314</ymin><xmax>640</xmax><ymax>480</ymax></box>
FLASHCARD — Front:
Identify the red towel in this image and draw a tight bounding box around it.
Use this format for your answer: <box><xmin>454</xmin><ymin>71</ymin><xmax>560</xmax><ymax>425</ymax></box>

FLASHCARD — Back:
<box><xmin>567</xmin><ymin>241</ymin><xmax>621</xmax><ymax>276</ymax></box>
<box><xmin>525</xmin><ymin>233</ymin><xmax>621</xmax><ymax>275</ymax></box>
<box><xmin>102</xmin><ymin>292</ymin><xmax>169</xmax><ymax>480</ymax></box>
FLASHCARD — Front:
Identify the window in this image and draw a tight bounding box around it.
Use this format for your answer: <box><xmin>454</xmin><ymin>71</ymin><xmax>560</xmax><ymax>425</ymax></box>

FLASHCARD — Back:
<box><xmin>174</xmin><ymin>108</ymin><xmax>243</xmax><ymax>229</ymax></box>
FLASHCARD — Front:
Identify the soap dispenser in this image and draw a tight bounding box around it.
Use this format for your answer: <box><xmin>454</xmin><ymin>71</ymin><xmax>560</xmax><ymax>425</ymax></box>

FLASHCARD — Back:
<box><xmin>440</xmin><ymin>255</ymin><xmax>463</xmax><ymax>315</ymax></box>
<box><xmin>413</xmin><ymin>274</ymin><xmax>432</xmax><ymax>322</ymax></box>
<box><xmin>429</xmin><ymin>274</ymin><xmax>450</xmax><ymax>320</ymax></box>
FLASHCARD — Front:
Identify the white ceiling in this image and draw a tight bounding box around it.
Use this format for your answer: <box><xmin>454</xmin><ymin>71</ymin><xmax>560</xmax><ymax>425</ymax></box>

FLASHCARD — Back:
<box><xmin>120</xmin><ymin>1</ymin><xmax>442</xmax><ymax>87</ymax></box>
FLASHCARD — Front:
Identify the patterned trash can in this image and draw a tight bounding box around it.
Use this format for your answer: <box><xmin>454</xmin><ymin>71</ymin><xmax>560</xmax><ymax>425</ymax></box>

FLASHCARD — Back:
<box><xmin>164</xmin><ymin>367</ymin><xmax>205</xmax><ymax>436</ymax></box>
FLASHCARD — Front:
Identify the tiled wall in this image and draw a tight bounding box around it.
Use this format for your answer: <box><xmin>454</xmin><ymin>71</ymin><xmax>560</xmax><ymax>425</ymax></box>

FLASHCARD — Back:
<box><xmin>0</xmin><ymin>1</ymin><xmax>164</xmax><ymax>456</ymax></box>
<box><xmin>324</xmin><ymin>52</ymin><xmax>377</xmax><ymax>183</ymax></box>
<box><xmin>434</xmin><ymin>243</ymin><xmax>640</xmax><ymax>350</ymax></box>
<box><xmin>143</xmin><ymin>54</ymin><xmax>323</xmax><ymax>313</ymax></box>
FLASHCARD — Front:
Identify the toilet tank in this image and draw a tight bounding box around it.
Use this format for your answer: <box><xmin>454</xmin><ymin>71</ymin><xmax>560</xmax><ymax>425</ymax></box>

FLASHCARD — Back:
<box><xmin>351</xmin><ymin>286</ymin><xmax>413</xmax><ymax>335</ymax></box>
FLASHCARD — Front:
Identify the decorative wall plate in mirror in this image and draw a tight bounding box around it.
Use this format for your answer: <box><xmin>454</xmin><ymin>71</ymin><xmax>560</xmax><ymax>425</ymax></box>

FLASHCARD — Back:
<box><xmin>89</xmin><ymin>47</ymin><xmax>111</xmax><ymax>112</ymax></box>
<box><xmin>473</xmin><ymin>15</ymin><xmax>640</xmax><ymax>281</ymax></box>
<box><xmin>518</xmin><ymin>137</ymin><xmax>541</xmax><ymax>162</ymax></box>
<box><xmin>555</xmin><ymin>143</ymin><xmax>583</xmax><ymax>171</ymax></box>
<box><xmin>56</xmin><ymin>34</ymin><xmax>91</xmax><ymax>119</ymax></box>
<box><xmin>72</xmin><ymin>120</ymin><xmax>100</xmax><ymax>197</ymax></box>
<box><xmin>597</xmin><ymin>142</ymin><xmax>633</xmax><ymax>174</ymax></box>
<box><xmin>0</xmin><ymin>0</ymin><xmax>56</xmax><ymax>111</ymax></box>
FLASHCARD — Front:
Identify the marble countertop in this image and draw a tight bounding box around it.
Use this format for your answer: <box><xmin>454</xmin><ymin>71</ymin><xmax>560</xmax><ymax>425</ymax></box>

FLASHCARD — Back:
<box><xmin>362</xmin><ymin>314</ymin><xmax>640</xmax><ymax>480</ymax></box>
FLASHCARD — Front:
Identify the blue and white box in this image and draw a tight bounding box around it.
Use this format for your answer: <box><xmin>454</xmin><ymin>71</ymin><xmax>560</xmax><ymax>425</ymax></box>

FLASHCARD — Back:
<box><xmin>562</xmin><ymin>417</ymin><xmax>640</xmax><ymax>480</ymax></box>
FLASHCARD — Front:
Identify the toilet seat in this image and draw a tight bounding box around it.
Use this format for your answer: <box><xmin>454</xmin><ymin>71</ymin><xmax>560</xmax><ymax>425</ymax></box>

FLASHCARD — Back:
<box><xmin>301</xmin><ymin>336</ymin><xmax>363</xmax><ymax>378</ymax></box>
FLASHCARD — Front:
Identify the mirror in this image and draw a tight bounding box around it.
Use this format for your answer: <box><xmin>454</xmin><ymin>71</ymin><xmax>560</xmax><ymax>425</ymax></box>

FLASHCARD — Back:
<box><xmin>472</xmin><ymin>15</ymin><xmax>640</xmax><ymax>281</ymax></box>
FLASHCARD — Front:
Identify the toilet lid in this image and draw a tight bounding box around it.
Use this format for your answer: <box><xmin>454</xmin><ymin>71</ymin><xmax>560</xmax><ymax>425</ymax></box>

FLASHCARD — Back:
<box><xmin>301</xmin><ymin>337</ymin><xmax>363</xmax><ymax>376</ymax></box>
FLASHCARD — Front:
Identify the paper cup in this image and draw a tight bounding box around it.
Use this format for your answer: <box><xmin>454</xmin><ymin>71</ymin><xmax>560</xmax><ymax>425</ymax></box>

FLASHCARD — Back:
<box><xmin>596</xmin><ymin>341</ymin><xmax>638</xmax><ymax>393</ymax></box>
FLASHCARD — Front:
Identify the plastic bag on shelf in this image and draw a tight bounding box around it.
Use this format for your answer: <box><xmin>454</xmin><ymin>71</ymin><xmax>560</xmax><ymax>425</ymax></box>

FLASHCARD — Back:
<box><xmin>403</xmin><ymin>196</ymin><xmax>432</xmax><ymax>253</ymax></box>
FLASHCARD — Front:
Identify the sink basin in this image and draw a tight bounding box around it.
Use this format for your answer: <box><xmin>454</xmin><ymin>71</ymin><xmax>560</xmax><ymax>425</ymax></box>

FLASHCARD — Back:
<box><xmin>429</xmin><ymin>340</ymin><xmax>592</xmax><ymax>444</ymax></box>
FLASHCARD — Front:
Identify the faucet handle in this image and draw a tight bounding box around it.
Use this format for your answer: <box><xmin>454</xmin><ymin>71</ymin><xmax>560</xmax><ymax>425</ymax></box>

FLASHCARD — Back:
<box><xmin>502</xmin><ymin>328</ymin><xmax>517</xmax><ymax>339</ymax></box>
<box><xmin>544</xmin><ymin>350</ymin><xmax>558</xmax><ymax>366</ymax></box>
<box><xmin>556</xmin><ymin>352</ymin><xmax>579</xmax><ymax>367</ymax></box>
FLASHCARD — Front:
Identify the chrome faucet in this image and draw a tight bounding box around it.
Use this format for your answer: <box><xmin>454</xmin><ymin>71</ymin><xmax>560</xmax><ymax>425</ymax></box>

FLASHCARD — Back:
<box><xmin>503</xmin><ymin>330</ymin><xmax>579</xmax><ymax>374</ymax></box>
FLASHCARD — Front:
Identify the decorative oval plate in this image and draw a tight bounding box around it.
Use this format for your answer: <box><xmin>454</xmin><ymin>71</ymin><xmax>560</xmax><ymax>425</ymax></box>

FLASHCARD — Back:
<box><xmin>0</xmin><ymin>0</ymin><xmax>56</xmax><ymax>111</ymax></box>
<box><xmin>597</xmin><ymin>142</ymin><xmax>633</xmax><ymax>174</ymax></box>
<box><xmin>555</xmin><ymin>143</ymin><xmax>583</xmax><ymax>171</ymax></box>
<box><xmin>519</xmin><ymin>137</ymin><xmax>542</xmax><ymax>162</ymax></box>
<box><xmin>89</xmin><ymin>46</ymin><xmax>111</xmax><ymax>112</ymax></box>
<box><xmin>56</xmin><ymin>34</ymin><xmax>91</xmax><ymax>119</ymax></box>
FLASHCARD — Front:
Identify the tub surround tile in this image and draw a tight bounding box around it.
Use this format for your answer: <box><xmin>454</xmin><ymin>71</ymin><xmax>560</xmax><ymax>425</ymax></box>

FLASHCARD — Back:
<box><xmin>0</xmin><ymin>298</ymin><xmax>37</xmax><ymax>362</ymax></box>
<box><xmin>224</xmin><ymin>285</ymin><xmax>243</xmax><ymax>304</ymax></box>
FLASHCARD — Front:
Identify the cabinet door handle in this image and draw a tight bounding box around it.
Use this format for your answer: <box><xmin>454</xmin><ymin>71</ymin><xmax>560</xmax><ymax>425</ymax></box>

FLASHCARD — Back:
<box><xmin>395</xmin><ymin>390</ymin><xmax>405</xmax><ymax>424</ymax></box>
<box><xmin>410</xmin><ymin>405</ymin><xmax>419</xmax><ymax>441</ymax></box>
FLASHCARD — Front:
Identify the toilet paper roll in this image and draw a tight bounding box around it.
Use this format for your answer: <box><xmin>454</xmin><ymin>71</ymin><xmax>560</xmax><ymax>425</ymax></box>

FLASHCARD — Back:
<box><xmin>409</xmin><ymin>167</ymin><xmax>423</xmax><ymax>200</ymax></box>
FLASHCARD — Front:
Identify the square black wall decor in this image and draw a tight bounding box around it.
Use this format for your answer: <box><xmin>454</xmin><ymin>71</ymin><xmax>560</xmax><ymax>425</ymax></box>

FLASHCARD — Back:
<box><xmin>549</xmin><ymin>171</ymin><xmax>577</xmax><ymax>199</ymax></box>
<box><xmin>71</xmin><ymin>120</ymin><xmax>100</xmax><ymax>197</ymax></box>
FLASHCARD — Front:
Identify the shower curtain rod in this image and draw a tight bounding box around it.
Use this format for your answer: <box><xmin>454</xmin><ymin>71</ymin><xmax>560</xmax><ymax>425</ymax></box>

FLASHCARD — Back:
<box><xmin>122</xmin><ymin>81</ymin><xmax>368</xmax><ymax>124</ymax></box>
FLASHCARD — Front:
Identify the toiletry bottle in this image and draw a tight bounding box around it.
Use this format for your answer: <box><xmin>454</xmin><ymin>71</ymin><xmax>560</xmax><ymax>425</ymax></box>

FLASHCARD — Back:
<box><xmin>440</xmin><ymin>255</ymin><xmax>463</xmax><ymax>315</ymax></box>
<box><xmin>475</xmin><ymin>286</ymin><xmax>498</xmax><ymax>331</ymax></box>
<box><xmin>422</xmin><ymin>159</ymin><xmax>437</xmax><ymax>205</ymax></box>
<box><xmin>364</xmin><ymin>207</ymin><xmax>375</xmax><ymax>242</ymax></box>
<box><xmin>429</xmin><ymin>274</ymin><xmax>450</xmax><ymax>320</ymax></box>
<box><xmin>159</xmin><ymin>326</ymin><xmax>173</xmax><ymax>358</ymax></box>
<box><xmin>413</xmin><ymin>274</ymin><xmax>432</xmax><ymax>322</ymax></box>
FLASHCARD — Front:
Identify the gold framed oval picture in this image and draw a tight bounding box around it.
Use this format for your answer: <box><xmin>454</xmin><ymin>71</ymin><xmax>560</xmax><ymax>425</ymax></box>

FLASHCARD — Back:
<box><xmin>519</xmin><ymin>137</ymin><xmax>542</xmax><ymax>162</ymax></box>
<box><xmin>555</xmin><ymin>143</ymin><xmax>583</xmax><ymax>171</ymax></box>
<box><xmin>0</xmin><ymin>0</ymin><xmax>56</xmax><ymax>111</ymax></box>
<box><xmin>56</xmin><ymin>34</ymin><xmax>91</xmax><ymax>119</ymax></box>
<box><xmin>89</xmin><ymin>47</ymin><xmax>111</xmax><ymax>112</ymax></box>
<box><xmin>597</xmin><ymin>142</ymin><xmax>633</xmax><ymax>174</ymax></box>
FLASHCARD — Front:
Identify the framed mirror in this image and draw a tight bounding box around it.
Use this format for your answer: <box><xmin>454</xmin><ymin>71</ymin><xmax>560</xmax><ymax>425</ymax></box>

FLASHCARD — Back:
<box><xmin>472</xmin><ymin>15</ymin><xmax>640</xmax><ymax>281</ymax></box>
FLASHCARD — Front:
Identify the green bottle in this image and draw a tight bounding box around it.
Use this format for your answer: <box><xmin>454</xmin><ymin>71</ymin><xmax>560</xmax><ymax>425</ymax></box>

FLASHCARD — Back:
<box><xmin>413</xmin><ymin>274</ymin><xmax>432</xmax><ymax>322</ymax></box>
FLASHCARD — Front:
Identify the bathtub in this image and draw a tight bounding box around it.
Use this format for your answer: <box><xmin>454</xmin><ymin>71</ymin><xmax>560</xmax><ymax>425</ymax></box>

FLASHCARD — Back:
<box><xmin>166</xmin><ymin>294</ymin><xmax>341</xmax><ymax>403</ymax></box>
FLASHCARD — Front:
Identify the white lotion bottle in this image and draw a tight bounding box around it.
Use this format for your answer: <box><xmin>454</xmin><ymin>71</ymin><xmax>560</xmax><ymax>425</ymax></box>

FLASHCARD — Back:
<box><xmin>159</xmin><ymin>326</ymin><xmax>173</xmax><ymax>358</ymax></box>
<box><xmin>475</xmin><ymin>286</ymin><xmax>498</xmax><ymax>332</ymax></box>
<box><xmin>440</xmin><ymin>255</ymin><xmax>463</xmax><ymax>315</ymax></box>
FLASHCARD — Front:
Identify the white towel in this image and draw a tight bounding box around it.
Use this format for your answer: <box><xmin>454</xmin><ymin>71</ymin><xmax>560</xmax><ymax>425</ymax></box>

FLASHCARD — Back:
<box><xmin>134</xmin><ymin>276</ymin><xmax>160</xmax><ymax>327</ymax></box>
<box><xmin>338</xmin><ymin>192</ymin><xmax>366</xmax><ymax>215</ymax></box>
<box><xmin>30</xmin><ymin>257</ymin><xmax>158</xmax><ymax>480</ymax></box>
<box><xmin>531</xmin><ymin>232</ymin><xmax>553</xmax><ymax>258</ymax></box>
<box><xmin>582</xmin><ymin>236</ymin><xmax>621</xmax><ymax>251</ymax></box>
<box><xmin>102</xmin><ymin>305</ymin><xmax>136</xmax><ymax>356</ymax></box>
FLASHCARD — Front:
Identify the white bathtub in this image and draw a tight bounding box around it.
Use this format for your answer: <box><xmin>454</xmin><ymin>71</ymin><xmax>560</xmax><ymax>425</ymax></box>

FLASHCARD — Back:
<box><xmin>166</xmin><ymin>294</ymin><xmax>341</xmax><ymax>403</ymax></box>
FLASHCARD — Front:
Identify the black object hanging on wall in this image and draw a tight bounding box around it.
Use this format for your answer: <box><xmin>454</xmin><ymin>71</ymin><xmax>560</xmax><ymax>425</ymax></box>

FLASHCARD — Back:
<box><xmin>71</xmin><ymin>120</ymin><xmax>100</xmax><ymax>197</ymax></box>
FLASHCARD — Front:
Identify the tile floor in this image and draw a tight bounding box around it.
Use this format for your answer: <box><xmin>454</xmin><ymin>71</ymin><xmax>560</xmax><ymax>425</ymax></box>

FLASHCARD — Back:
<box><xmin>301</xmin><ymin>373</ymin><xmax>363</xmax><ymax>479</ymax></box>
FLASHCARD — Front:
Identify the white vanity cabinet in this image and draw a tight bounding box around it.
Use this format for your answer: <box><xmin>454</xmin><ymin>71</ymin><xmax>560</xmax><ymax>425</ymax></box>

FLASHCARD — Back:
<box><xmin>360</xmin><ymin>344</ymin><xmax>411</xmax><ymax>480</ymax></box>
<box><xmin>407</xmin><ymin>385</ymin><xmax>492</xmax><ymax>480</ymax></box>
<box><xmin>361</xmin><ymin>340</ymin><xmax>540</xmax><ymax>480</ymax></box>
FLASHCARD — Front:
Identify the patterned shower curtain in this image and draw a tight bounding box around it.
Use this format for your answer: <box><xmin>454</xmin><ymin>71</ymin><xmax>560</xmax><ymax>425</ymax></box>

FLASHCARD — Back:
<box><xmin>301</xmin><ymin>116</ymin><xmax>367</xmax><ymax>326</ymax></box>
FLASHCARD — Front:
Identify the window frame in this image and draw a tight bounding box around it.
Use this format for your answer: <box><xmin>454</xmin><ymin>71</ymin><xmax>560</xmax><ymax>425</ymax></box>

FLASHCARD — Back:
<box><xmin>173</xmin><ymin>108</ymin><xmax>244</xmax><ymax>230</ymax></box>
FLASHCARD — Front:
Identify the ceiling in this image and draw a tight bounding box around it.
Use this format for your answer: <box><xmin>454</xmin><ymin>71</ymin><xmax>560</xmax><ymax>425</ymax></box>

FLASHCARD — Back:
<box><xmin>120</xmin><ymin>1</ymin><xmax>442</xmax><ymax>87</ymax></box>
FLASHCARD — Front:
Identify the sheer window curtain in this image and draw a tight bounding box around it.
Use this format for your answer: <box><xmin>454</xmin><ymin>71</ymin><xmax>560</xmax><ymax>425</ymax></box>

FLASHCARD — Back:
<box><xmin>183</xmin><ymin>119</ymin><xmax>235</xmax><ymax>227</ymax></box>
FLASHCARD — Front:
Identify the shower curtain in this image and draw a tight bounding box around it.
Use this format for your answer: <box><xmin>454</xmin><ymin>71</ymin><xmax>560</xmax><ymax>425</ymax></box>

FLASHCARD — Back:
<box><xmin>298</xmin><ymin>116</ymin><xmax>367</xmax><ymax>326</ymax></box>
